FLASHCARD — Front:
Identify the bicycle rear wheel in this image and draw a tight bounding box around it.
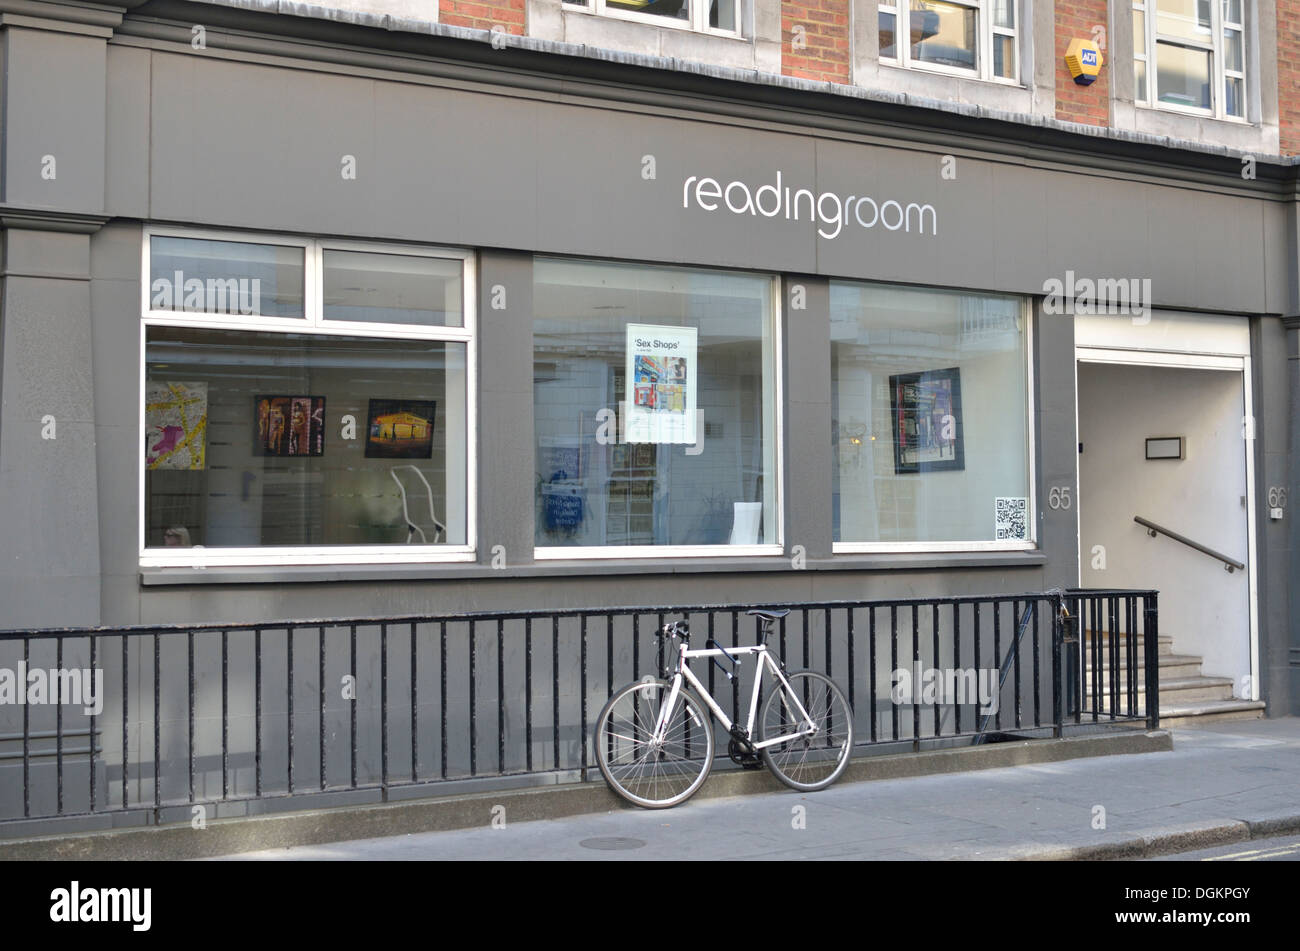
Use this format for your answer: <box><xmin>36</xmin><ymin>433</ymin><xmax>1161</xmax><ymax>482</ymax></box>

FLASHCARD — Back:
<box><xmin>758</xmin><ymin>670</ymin><xmax>854</xmax><ymax>792</ymax></box>
<box><xmin>594</xmin><ymin>678</ymin><xmax>714</xmax><ymax>809</ymax></box>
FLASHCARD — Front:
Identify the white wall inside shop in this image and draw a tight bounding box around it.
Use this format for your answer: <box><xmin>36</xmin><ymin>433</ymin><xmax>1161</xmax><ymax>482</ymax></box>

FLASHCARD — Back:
<box><xmin>831</xmin><ymin>288</ymin><xmax>1030</xmax><ymax>544</ymax></box>
<box><xmin>1077</xmin><ymin>362</ymin><xmax>1251</xmax><ymax>687</ymax></box>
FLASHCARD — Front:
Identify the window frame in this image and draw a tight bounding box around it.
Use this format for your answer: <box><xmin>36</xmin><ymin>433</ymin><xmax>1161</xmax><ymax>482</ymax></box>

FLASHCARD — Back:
<box><xmin>877</xmin><ymin>0</ymin><xmax>1021</xmax><ymax>86</ymax></box>
<box><xmin>531</xmin><ymin>262</ymin><xmax>784</xmax><ymax>561</ymax></box>
<box><xmin>560</xmin><ymin>0</ymin><xmax>744</xmax><ymax>39</ymax></box>
<box><xmin>138</xmin><ymin>225</ymin><xmax>478</xmax><ymax>568</ymax></box>
<box><xmin>1133</xmin><ymin>0</ymin><xmax>1248</xmax><ymax>121</ymax></box>
<box><xmin>829</xmin><ymin>285</ymin><xmax>1037</xmax><ymax>555</ymax></box>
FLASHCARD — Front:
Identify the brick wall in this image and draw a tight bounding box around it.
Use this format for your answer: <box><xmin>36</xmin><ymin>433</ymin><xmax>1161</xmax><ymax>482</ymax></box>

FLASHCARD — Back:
<box><xmin>1279</xmin><ymin>1</ymin><xmax>1300</xmax><ymax>154</ymax></box>
<box><xmin>1055</xmin><ymin>1</ymin><xmax>1109</xmax><ymax>126</ymax></box>
<box><xmin>439</xmin><ymin>0</ymin><xmax>525</xmax><ymax>33</ymax></box>
<box><xmin>782</xmin><ymin>0</ymin><xmax>851</xmax><ymax>84</ymax></box>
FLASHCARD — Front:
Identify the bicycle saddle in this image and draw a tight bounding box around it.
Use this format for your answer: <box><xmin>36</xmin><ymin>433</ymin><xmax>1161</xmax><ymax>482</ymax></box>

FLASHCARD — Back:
<box><xmin>746</xmin><ymin>608</ymin><xmax>790</xmax><ymax>623</ymax></box>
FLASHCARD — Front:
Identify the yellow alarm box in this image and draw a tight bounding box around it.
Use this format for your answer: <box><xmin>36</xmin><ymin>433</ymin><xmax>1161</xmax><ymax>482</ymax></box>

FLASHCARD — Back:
<box><xmin>1065</xmin><ymin>38</ymin><xmax>1104</xmax><ymax>85</ymax></box>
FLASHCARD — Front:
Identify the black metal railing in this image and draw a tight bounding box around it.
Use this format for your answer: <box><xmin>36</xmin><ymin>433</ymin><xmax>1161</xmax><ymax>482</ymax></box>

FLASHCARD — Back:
<box><xmin>0</xmin><ymin>589</ymin><xmax>1157</xmax><ymax>831</ymax></box>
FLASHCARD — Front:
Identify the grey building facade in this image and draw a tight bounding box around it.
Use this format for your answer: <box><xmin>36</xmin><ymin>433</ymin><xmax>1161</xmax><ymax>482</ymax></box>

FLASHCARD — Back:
<box><xmin>0</xmin><ymin>0</ymin><xmax>1296</xmax><ymax>727</ymax></box>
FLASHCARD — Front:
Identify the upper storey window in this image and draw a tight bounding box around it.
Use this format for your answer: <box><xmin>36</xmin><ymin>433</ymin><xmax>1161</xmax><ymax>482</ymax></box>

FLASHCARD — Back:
<box><xmin>1133</xmin><ymin>0</ymin><xmax>1246</xmax><ymax>119</ymax></box>
<box><xmin>878</xmin><ymin>0</ymin><xmax>1018</xmax><ymax>83</ymax></box>
<box><xmin>563</xmin><ymin>0</ymin><xmax>740</xmax><ymax>36</ymax></box>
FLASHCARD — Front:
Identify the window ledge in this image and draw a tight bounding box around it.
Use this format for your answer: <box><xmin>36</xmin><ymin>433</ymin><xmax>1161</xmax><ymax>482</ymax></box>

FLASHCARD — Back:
<box><xmin>139</xmin><ymin>549</ymin><xmax>1047</xmax><ymax>585</ymax></box>
<box><xmin>1114</xmin><ymin>99</ymin><xmax>1278</xmax><ymax>154</ymax></box>
<box><xmin>863</xmin><ymin>60</ymin><xmax>1042</xmax><ymax>119</ymax></box>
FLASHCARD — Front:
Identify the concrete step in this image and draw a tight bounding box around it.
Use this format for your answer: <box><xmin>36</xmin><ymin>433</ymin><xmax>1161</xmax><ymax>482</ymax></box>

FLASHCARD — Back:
<box><xmin>1092</xmin><ymin>676</ymin><xmax>1240</xmax><ymax>713</ymax></box>
<box><xmin>1084</xmin><ymin>632</ymin><xmax>1173</xmax><ymax>656</ymax></box>
<box><xmin>1080</xmin><ymin>634</ymin><xmax>1261</xmax><ymax>725</ymax></box>
<box><xmin>1159</xmin><ymin>699</ymin><xmax>1267</xmax><ymax>727</ymax></box>
<box><xmin>1090</xmin><ymin>653</ymin><xmax>1204</xmax><ymax>680</ymax></box>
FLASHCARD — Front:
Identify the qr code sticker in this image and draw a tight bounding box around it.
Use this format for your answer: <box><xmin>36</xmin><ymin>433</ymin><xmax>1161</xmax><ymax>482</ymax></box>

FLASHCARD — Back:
<box><xmin>995</xmin><ymin>497</ymin><xmax>1027</xmax><ymax>540</ymax></box>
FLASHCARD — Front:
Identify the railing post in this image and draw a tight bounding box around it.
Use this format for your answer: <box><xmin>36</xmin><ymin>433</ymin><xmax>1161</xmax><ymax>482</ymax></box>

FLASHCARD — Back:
<box><xmin>1144</xmin><ymin>593</ymin><xmax>1160</xmax><ymax>731</ymax></box>
<box><xmin>1051</xmin><ymin>592</ymin><xmax>1064</xmax><ymax>738</ymax></box>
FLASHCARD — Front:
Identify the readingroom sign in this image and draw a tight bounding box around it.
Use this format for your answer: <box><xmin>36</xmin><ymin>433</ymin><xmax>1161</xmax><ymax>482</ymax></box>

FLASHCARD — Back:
<box><xmin>681</xmin><ymin>169</ymin><xmax>938</xmax><ymax>240</ymax></box>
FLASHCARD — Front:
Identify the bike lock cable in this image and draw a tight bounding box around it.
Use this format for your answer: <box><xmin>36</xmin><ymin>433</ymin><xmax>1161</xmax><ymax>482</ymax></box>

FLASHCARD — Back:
<box><xmin>705</xmin><ymin>638</ymin><xmax>740</xmax><ymax>681</ymax></box>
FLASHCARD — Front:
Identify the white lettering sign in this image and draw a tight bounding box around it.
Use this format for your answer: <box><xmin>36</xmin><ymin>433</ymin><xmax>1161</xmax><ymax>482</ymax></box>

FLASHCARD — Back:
<box><xmin>682</xmin><ymin>170</ymin><xmax>937</xmax><ymax>240</ymax></box>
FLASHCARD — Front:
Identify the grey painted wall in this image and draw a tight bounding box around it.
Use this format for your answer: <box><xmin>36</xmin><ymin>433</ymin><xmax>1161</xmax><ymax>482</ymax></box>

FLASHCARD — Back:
<box><xmin>113</xmin><ymin>44</ymin><xmax>1290</xmax><ymax>315</ymax></box>
<box><xmin>0</xmin><ymin>228</ymin><xmax>102</xmax><ymax>627</ymax></box>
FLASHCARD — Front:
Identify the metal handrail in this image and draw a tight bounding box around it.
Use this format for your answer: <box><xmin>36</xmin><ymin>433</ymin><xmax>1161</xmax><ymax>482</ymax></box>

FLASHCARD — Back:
<box><xmin>1134</xmin><ymin>516</ymin><xmax>1245</xmax><ymax>572</ymax></box>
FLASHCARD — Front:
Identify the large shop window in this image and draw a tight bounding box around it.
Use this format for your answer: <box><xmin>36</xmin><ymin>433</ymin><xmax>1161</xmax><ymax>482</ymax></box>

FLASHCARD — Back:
<box><xmin>830</xmin><ymin>282</ymin><xmax>1033</xmax><ymax>551</ymax></box>
<box><xmin>141</xmin><ymin>231</ymin><xmax>474</xmax><ymax>567</ymax></box>
<box><xmin>533</xmin><ymin>258</ymin><xmax>779</xmax><ymax>556</ymax></box>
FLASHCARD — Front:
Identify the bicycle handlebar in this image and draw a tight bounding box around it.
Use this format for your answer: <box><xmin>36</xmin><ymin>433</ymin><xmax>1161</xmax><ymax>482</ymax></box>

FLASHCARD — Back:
<box><xmin>660</xmin><ymin>620</ymin><xmax>689</xmax><ymax>640</ymax></box>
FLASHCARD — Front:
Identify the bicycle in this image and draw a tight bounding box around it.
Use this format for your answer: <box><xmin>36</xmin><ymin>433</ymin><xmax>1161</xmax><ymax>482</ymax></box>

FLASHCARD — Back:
<box><xmin>593</xmin><ymin>609</ymin><xmax>855</xmax><ymax>808</ymax></box>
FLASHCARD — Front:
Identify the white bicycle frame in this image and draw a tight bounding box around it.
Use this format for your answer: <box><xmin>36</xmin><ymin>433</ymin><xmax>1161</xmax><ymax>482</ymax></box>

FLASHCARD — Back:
<box><xmin>651</xmin><ymin>639</ymin><xmax>816</xmax><ymax>749</ymax></box>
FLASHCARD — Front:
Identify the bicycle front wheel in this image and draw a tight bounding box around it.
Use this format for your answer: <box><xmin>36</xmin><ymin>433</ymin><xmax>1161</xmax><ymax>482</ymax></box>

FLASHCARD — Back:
<box><xmin>594</xmin><ymin>678</ymin><xmax>715</xmax><ymax>809</ymax></box>
<box><xmin>759</xmin><ymin>670</ymin><xmax>854</xmax><ymax>792</ymax></box>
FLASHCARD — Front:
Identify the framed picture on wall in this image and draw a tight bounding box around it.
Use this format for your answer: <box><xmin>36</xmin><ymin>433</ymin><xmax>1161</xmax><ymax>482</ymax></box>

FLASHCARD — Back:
<box><xmin>365</xmin><ymin>399</ymin><xmax>437</xmax><ymax>459</ymax></box>
<box><xmin>889</xmin><ymin>367</ymin><xmax>964</xmax><ymax>474</ymax></box>
<box><xmin>255</xmin><ymin>395</ymin><xmax>325</xmax><ymax>457</ymax></box>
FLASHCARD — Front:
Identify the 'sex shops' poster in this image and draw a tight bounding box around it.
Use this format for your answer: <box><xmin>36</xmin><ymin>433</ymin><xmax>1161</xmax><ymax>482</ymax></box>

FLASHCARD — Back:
<box><xmin>625</xmin><ymin>323</ymin><xmax>697</xmax><ymax>444</ymax></box>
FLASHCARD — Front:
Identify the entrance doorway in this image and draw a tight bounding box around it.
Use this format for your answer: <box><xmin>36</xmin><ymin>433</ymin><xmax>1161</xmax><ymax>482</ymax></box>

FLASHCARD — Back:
<box><xmin>1075</xmin><ymin>315</ymin><xmax>1261</xmax><ymax>720</ymax></box>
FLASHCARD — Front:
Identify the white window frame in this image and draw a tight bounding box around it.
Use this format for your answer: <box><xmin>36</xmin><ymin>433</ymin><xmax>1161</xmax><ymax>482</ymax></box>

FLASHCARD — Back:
<box><xmin>533</xmin><ymin>271</ymin><xmax>784</xmax><ymax>561</ymax></box>
<box><xmin>831</xmin><ymin>293</ymin><xmax>1037</xmax><ymax>555</ymax></box>
<box><xmin>1133</xmin><ymin>0</ymin><xmax>1248</xmax><ymax>121</ymax></box>
<box><xmin>561</xmin><ymin>0</ymin><xmax>743</xmax><ymax>39</ymax></box>
<box><xmin>877</xmin><ymin>0</ymin><xmax>1020</xmax><ymax>85</ymax></box>
<box><xmin>139</xmin><ymin>226</ymin><xmax>477</xmax><ymax>568</ymax></box>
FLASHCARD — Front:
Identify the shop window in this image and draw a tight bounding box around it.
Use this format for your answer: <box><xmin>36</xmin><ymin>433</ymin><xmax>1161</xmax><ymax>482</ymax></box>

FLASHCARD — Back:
<box><xmin>562</xmin><ymin>0</ymin><xmax>739</xmax><ymax>36</ymax></box>
<box><xmin>830</xmin><ymin>281</ymin><xmax>1033</xmax><ymax>550</ymax></box>
<box><xmin>879</xmin><ymin>0</ymin><xmax>1018</xmax><ymax>82</ymax></box>
<box><xmin>142</xmin><ymin>231</ymin><xmax>474</xmax><ymax>567</ymax></box>
<box><xmin>1132</xmin><ymin>0</ymin><xmax>1246</xmax><ymax>119</ymax></box>
<box><xmin>149</xmin><ymin>235</ymin><xmax>306</xmax><ymax>319</ymax></box>
<box><xmin>533</xmin><ymin>258</ymin><xmax>779</xmax><ymax>556</ymax></box>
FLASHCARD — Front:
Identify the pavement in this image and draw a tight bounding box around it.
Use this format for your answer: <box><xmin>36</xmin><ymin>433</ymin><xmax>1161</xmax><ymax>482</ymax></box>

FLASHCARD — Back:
<box><xmin>215</xmin><ymin>716</ymin><xmax>1300</xmax><ymax>860</ymax></box>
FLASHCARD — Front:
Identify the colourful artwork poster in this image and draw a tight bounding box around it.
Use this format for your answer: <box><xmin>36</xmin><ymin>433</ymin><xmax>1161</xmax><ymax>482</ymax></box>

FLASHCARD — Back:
<box><xmin>145</xmin><ymin>382</ymin><xmax>208</xmax><ymax>470</ymax></box>
<box><xmin>255</xmin><ymin>395</ymin><xmax>326</xmax><ymax>457</ymax></box>
<box><xmin>624</xmin><ymin>323</ymin><xmax>697</xmax><ymax>444</ymax></box>
<box><xmin>365</xmin><ymin>399</ymin><xmax>436</xmax><ymax>459</ymax></box>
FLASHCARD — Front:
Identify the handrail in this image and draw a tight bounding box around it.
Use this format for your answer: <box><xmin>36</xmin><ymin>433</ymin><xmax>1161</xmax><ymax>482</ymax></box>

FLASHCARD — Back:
<box><xmin>1134</xmin><ymin>516</ymin><xmax>1245</xmax><ymax>572</ymax></box>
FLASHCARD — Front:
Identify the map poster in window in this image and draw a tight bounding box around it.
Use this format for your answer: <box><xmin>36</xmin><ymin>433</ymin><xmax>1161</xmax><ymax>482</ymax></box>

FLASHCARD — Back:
<box><xmin>624</xmin><ymin>323</ymin><xmax>697</xmax><ymax>444</ymax></box>
<box><xmin>145</xmin><ymin>381</ymin><xmax>208</xmax><ymax>470</ymax></box>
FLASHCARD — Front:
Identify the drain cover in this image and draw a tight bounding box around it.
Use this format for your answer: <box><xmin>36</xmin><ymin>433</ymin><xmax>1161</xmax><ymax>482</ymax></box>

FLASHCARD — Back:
<box><xmin>579</xmin><ymin>836</ymin><xmax>646</xmax><ymax>851</ymax></box>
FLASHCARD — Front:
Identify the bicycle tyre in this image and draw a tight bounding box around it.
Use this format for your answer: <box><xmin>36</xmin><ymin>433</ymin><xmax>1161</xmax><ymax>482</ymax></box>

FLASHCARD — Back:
<box><xmin>758</xmin><ymin>670</ymin><xmax>854</xmax><ymax>792</ymax></box>
<box><xmin>594</xmin><ymin>678</ymin><xmax>715</xmax><ymax>809</ymax></box>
